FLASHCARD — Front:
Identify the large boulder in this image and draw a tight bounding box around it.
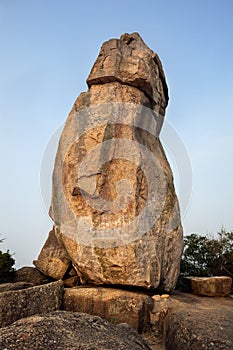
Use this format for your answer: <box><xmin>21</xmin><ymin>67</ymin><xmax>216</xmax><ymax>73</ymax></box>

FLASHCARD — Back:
<box><xmin>0</xmin><ymin>311</ymin><xmax>151</xmax><ymax>350</ymax></box>
<box><xmin>63</xmin><ymin>286</ymin><xmax>153</xmax><ymax>332</ymax></box>
<box><xmin>0</xmin><ymin>281</ymin><xmax>63</xmax><ymax>327</ymax></box>
<box><xmin>45</xmin><ymin>32</ymin><xmax>183</xmax><ymax>292</ymax></box>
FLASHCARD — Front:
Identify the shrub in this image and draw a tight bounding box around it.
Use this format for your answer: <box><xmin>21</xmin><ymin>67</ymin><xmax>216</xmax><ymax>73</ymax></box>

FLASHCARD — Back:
<box><xmin>0</xmin><ymin>237</ymin><xmax>15</xmax><ymax>283</ymax></box>
<box><xmin>177</xmin><ymin>228</ymin><xmax>233</xmax><ymax>291</ymax></box>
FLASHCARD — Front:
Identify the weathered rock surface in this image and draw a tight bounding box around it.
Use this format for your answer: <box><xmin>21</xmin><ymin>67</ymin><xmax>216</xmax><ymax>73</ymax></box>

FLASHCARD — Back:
<box><xmin>46</xmin><ymin>32</ymin><xmax>183</xmax><ymax>292</ymax></box>
<box><xmin>34</xmin><ymin>228</ymin><xmax>71</xmax><ymax>280</ymax></box>
<box><xmin>165</xmin><ymin>292</ymin><xmax>233</xmax><ymax>350</ymax></box>
<box><xmin>13</xmin><ymin>266</ymin><xmax>51</xmax><ymax>285</ymax></box>
<box><xmin>0</xmin><ymin>281</ymin><xmax>35</xmax><ymax>292</ymax></box>
<box><xmin>189</xmin><ymin>276</ymin><xmax>232</xmax><ymax>297</ymax></box>
<box><xmin>63</xmin><ymin>275</ymin><xmax>79</xmax><ymax>287</ymax></box>
<box><xmin>87</xmin><ymin>32</ymin><xmax>168</xmax><ymax>117</ymax></box>
<box><xmin>0</xmin><ymin>311</ymin><xmax>151</xmax><ymax>350</ymax></box>
<box><xmin>0</xmin><ymin>280</ymin><xmax>63</xmax><ymax>328</ymax></box>
<box><xmin>0</xmin><ymin>286</ymin><xmax>232</xmax><ymax>350</ymax></box>
<box><xmin>63</xmin><ymin>286</ymin><xmax>153</xmax><ymax>332</ymax></box>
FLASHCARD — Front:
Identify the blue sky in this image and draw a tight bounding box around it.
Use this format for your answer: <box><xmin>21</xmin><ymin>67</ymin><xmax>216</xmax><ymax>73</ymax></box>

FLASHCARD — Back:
<box><xmin>0</xmin><ymin>0</ymin><xmax>233</xmax><ymax>267</ymax></box>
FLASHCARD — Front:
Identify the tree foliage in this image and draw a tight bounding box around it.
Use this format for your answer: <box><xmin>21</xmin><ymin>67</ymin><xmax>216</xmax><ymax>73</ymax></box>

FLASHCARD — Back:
<box><xmin>0</xmin><ymin>237</ymin><xmax>15</xmax><ymax>283</ymax></box>
<box><xmin>177</xmin><ymin>228</ymin><xmax>233</xmax><ymax>290</ymax></box>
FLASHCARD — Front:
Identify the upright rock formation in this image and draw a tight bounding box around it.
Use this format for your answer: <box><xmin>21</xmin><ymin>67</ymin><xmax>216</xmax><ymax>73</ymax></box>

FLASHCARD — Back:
<box><xmin>36</xmin><ymin>32</ymin><xmax>183</xmax><ymax>292</ymax></box>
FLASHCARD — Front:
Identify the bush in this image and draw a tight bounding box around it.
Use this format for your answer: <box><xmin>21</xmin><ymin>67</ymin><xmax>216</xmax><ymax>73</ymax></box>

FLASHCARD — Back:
<box><xmin>0</xmin><ymin>238</ymin><xmax>15</xmax><ymax>283</ymax></box>
<box><xmin>177</xmin><ymin>228</ymin><xmax>233</xmax><ymax>291</ymax></box>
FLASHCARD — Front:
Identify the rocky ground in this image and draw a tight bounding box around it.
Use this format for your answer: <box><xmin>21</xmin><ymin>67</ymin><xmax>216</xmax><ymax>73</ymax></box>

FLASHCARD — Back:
<box><xmin>143</xmin><ymin>292</ymin><xmax>233</xmax><ymax>350</ymax></box>
<box><xmin>0</xmin><ymin>275</ymin><xmax>232</xmax><ymax>350</ymax></box>
<box><xmin>0</xmin><ymin>311</ymin><xmax>151</xmax><ymax>350</ymax></box>
<box><xmin>164</xmin><ymin>291</ymin><xmax>233</xmax><ymax>350</ymax></box>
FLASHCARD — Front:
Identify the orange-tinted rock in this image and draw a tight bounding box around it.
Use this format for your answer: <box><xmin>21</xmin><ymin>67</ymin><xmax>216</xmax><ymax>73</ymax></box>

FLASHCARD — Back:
<box><xmin>63</xmin><ymin>286</ymin><xmax>153</xmax><ymax>332</ymax></box>
<box><xmin>63</xmin><ymin>276</ymin><xmax>79</xmax><ymax>288</ymax></box>
<box><xmin>47</xmin><ymin>32</ymin><xmax>183</xmax><ymax>292</ymax></box>
<box><xmin>190</xmin><ymin>276</ymin><xmax>232</xmax><ymax>297</ymax></box>
<box><xmin>33</xmin><ymin>228</ymin><xmax>70</xmax><ymax>280</ymax></box>
<box><xmin>87</xmin><ymin>32</ymin><xmax>168</xmax><ymax>117</ymax></box>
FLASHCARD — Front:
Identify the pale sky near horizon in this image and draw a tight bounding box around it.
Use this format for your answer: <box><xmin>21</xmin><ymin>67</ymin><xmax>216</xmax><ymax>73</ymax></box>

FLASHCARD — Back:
<box><xmin>0</xmin><ymin>0</ymin><xmax>233</xmax><ymax>268</ymax></box>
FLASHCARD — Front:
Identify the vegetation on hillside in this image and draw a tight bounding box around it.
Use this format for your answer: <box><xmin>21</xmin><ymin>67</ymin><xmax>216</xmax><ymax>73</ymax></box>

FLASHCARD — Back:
<box><xmin>0</xmin><ymin>237</ymin><xmax>15</xmax><ymax>284</ymax></box>
<box><xmin>177</xmin><ymin>228</ymin><xmax>233</xmax><ymax>290</ymax></box>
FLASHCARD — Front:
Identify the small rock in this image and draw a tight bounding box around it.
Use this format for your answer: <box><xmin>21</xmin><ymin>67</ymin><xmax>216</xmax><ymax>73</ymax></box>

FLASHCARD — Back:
<box><xmin>66</xmin><ymin>266</ymin><xmax>78</xmax><ymax>278</ymax></box>
<box><xmin>63</xmin><ymin>276</ymin><xmax>79</xmax><ymax>288</ymax></box>
<box><xmin>12</xmin><ymin>266</ymin><xmax>51</xmax><ymax>285</ymax></box>
<box><xmin>33</xmin><ymin>228</ymin><xmax>71</xmax><ymax>280</ymax></box>
<box><xmin>161</xmin><ymin>294</ymin><xmax>170</xmax><ymax>299</ymax></box>
<box><xmin>190</xmin><ymin>276</ymin><xmax>232</xmax><ymax>297</ymax></box>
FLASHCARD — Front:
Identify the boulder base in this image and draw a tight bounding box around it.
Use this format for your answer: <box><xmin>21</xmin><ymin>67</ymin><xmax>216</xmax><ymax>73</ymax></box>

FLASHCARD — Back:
<box><xmin>63</xmin><ymin>286</ymin><xmax>153</xmax><ymax>332</ymax></box>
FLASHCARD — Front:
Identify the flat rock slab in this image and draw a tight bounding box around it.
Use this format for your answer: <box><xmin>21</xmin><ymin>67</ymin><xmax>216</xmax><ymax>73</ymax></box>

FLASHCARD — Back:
<box><xmin>165</xmin><ymin>292</ymin><xmax>233</xmax><ymax>350</ymax></box>
<box><xmin>63</xmin><ymin>286</ymin><xmax>153</xmax><ymax>333</ymax></box>
<box><xmin>189</xmin><ymin>276</ymin><xmax>232</xmax><ymax>296</ymax></box>
<box><xmin>0</xmin><ymin>281</ymin><xmax>63</xmax><ymax>328</ymax></box>
<box><xmin>0</xmin><ymin>311</ymin><xmax>151</xmax><ymax>350</ymax></box>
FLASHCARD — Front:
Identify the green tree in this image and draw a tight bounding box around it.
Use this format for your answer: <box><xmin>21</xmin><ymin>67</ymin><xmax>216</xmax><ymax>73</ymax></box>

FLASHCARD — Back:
<box><xmin>0</xmin><ymin>237</ymin><xmax>15</xmax><ymax>283</ymax></box>
<box><xmin>177</xmin><ymin>228</ymin><xmax>233</xmax><ymax>290</ymax></box>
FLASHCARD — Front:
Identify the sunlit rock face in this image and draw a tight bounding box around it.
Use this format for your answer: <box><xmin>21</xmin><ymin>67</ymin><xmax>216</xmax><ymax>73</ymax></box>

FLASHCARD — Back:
<box><xmin>41</xmin><ymin>33</ymin><xmax>183</xmax><ymax>292</ymax></box>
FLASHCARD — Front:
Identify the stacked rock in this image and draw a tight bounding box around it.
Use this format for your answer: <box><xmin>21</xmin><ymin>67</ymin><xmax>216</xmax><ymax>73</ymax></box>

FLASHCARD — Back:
<box><xmin>34</xmin><ymin>33</ymin><xmax>183</xmax><ymax>293</ymax></box>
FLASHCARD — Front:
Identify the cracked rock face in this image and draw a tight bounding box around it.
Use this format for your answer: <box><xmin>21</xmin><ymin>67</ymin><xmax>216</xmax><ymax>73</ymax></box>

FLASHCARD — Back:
<box><xmin>39</xmin><ymin>32</ymin><xmax>183</xmax><ymax>292</ymax></box>
<box><xmin>87</xmin><ymin>32</ymin><xmax>168</xmax><ymax>117</ymax></box>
